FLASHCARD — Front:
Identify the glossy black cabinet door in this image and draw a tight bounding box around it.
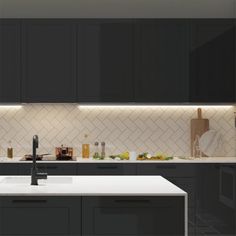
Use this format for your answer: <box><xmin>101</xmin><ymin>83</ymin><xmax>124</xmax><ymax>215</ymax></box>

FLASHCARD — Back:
<box><xmin>77</xmin><ymin>20</ymin><xmax>134</xmax><ymax>102</ymax></box>
<box><xmin>0</xmin><ymin>197</ymin><xmax>81</xmax><ymax>236</ymax></box>
<box><xmin>0</xmin><ymin>20</ymin><xmax>21</xmax><ymax>102</ymax></box>
<box><xmin>190</xmin><ymin>20</ymin><xmax>235</xmax><ymax>103</ymax></box>
<box><xmin>82</xmin><ymin>196</ymin><xmax>185</xmax><ymax>236</ymax></box>
<box><xmin>22</xmin><ymin>20</ymin><xmax>76</xmax><ymax>102</ymax></box>
<box><xmin>195</xmin><ymin>164</ymin><xmax>236</xmax><ymax>236</ymax></box>
<box><xmin>135</xmin><ymin>20</ymin><xmax>190</xmax><ymax>102</ymax></box>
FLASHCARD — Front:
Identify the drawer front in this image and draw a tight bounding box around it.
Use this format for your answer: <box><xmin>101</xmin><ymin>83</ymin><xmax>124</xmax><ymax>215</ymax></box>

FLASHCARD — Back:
<box><xmin>82</xmin><ymin>196</ymin><xmax>185</xmax><ymax>236</ymax></box>
<box><xmin>18</xmin><ymin>163</ymin><xmax>77</xmax><ymax>175</ymax></box>
<box><xmin>137</xmin><ymin>164</ymin><xmax>196</xmax><ymax>177</ymax></box>
<box><xmin>0</xmin><ymin>197</ymin><xmax>81</xmax><ymax>236</ymax></box>
<box><xmin>77</xmin><ymin>164</ymin><xmax>137</xmax><ymax>175</ymax></box>
<box><xmin>1</xmin><ymin>207</ymin><xmax>69</xmax><ymax>235</ymax></box>
<box><xmin>0</xmin><ymin>164</ymin><xmax>18</xmax><ymax>175</ymax></box>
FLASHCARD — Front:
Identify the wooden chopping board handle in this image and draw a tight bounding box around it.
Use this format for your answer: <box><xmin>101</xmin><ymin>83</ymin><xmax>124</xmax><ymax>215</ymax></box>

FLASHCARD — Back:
<box><xmin>197</xmin><ymin>108</ymin><xmax>202</xmax><ymax>119</ymax></box>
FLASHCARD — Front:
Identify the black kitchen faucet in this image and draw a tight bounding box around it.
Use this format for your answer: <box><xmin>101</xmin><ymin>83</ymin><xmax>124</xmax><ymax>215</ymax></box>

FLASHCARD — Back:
<box><xmin>31</xmin><ymin>135</ymin><xmax>47</xmax><ymax>185</ymax></box>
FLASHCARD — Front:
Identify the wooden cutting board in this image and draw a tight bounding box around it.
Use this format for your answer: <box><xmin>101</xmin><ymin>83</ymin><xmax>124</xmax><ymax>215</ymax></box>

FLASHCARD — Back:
<box><xmin>191</xmin><ymin>108</ymin><xmax>209</xmax><ymax>156</ymax></box>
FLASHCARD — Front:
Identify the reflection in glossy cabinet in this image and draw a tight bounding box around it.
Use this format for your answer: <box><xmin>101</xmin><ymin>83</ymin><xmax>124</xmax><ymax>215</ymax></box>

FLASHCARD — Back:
<box><xmin>195</xmin><ymin>164</ymin><xmax>236</xmax><ymax>236</ymax></box>
<box><xmin>190</xmin><ymin>19</ymin><xmax>235</xmax><ymax>103</ymax></box>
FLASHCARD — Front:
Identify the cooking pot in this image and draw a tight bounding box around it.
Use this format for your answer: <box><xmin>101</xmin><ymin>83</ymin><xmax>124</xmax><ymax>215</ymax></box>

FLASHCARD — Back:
<box><xmin>55</xmin><ymin>145</ymin><xmax>73</xmax><ymax>160</ymax></box>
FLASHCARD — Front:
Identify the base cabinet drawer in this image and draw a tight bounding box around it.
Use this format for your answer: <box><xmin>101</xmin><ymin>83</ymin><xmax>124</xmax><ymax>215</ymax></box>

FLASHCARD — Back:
<box><xmin>137</xmin><ymin>164</ymin><xmax>196</xmax><ymax>177</ymax></box>
<box><xmin>18</xmin><ymin>163</ymin><xmax>77</xmax><ymax>175</ymax></box>
<box><xmin>77</xmin><ymin>163</ymin><xmax>137</xmax><ymax>175</ymax></box>
<box><xmin>0</xmin><ymin>164</ymin><xmax>18</xmax><ymax>175</ymax></box>
<box><xmin>0</xmin><ymin>197</ymin><xmax>81</xmax><ymax>236</ymax></box>
<box><xmin>82</xmin><ymin>196</ymin><xmax>185</xmax><ymax>236</ymax></box>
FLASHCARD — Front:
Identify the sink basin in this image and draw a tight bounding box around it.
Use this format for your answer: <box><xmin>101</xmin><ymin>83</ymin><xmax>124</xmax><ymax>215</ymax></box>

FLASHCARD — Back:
<box><xmin>0</xmin><ymin>176</ymin><xmax>73</xmax><ymax>184</ymax></box>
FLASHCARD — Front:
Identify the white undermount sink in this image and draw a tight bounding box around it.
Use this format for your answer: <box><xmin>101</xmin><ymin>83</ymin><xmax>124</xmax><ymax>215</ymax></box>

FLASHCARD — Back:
<box><xmin>0</xmin><ymin>176</ymin><xmax>73</xmax><ymax>184</ymax></box>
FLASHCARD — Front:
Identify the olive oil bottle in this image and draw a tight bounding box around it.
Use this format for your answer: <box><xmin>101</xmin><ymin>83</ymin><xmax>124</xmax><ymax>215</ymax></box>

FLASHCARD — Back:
<box><xmin>82</xmin><ymin>134</ymin><xmax>90</xmax><ymax>158</ymax></box>
<box><xmin>7</xmin><ymin>140</ymin><xmax>13</xmax><ymax>159</ymax></box>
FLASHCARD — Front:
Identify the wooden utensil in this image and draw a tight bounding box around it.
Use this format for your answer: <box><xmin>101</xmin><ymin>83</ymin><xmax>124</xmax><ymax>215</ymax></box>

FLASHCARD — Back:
<box><xmin>191</xmin><ymin>108</ymin><xmax>209</xmax><ymax>156</ymax></box>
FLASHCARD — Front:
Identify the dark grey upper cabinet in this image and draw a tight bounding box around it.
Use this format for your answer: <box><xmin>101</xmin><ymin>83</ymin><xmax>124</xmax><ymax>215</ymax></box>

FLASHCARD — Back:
<box><xmin>21</xmin><ymin>20</ymin><xmax>77</xmax><ymax>102</ymax></box>
<box><xmin>135</xmin><ymin>20</ymin><xmax>190</xmax><ymax>103</ymax></box>
<box><xmin>190</xmin><ymin>19</ymin><xmax>235</xmax><ymax>103</ymax></box>
<box><xmin>0</xmin><ymin>19</ymin><xmax>235</xmax><ymax>103</ymax></box>
<box><xmin>77</xmin><ymin>20</ymin><xmax>134</xmax><ymax>102</ymax></box>
<box><xmin>0</xmin><ymin>20</ymin><xmax>21</xmax><ymax>102</ymax></box>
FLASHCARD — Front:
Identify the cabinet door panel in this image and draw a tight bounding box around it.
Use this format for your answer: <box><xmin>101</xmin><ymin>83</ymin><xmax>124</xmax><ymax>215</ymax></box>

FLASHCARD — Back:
<box><xmin>0</xmin><ymin>20</ymin><xmax>21</xmax><ymax>102</ymax></box>
<box><xmin>77</xmin><ymin>21</ymin><xmax>134</xmax><ymax>102</ymax></box>
<box><xmin>82</xmin><ymin>196</ymin><xmax>185</xmax><ymax>236</ymax></box>
<box><xmin>22</xmin><ymin>20</ymin><xmax>76</xmax><ymax>102</ymax></box>
<box><xmin>2</xmin><ymin>207</ymin><xmax>69</xmax><ymax>235</ymax></box>
<box><xmin>135</xmin><ymin>20</ymin><xmax>190</xmax><ymax>102</ymax></box>
<box><xmin>0</xmin><ymin>197</ymin><xmax>81</xmax><ymax>236</ymax></box>
<box><xmin>190</xmin><ymin>20</ymin><xmax>235</xmax><ymax>103</ymax></box>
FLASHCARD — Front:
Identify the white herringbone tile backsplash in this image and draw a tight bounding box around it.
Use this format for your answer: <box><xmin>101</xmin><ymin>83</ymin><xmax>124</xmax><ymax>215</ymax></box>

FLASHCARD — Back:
<box><xmin>0</xmin><ymin>104</ymin><xmax>235</xmax><ymax>157</ymax></box>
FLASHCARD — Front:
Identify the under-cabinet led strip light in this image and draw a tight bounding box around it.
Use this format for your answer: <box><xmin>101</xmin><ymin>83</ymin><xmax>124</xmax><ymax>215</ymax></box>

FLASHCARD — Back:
<box><xmin>0</xmin><ymin>105</ymin><xmax>22</xmax><ymax>109</ymax></box>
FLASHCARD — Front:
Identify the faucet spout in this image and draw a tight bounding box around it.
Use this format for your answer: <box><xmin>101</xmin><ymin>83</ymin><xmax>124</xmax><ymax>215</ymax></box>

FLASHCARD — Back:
<box><xmin>31</xmin><ymin>135</ymin><xmax>47</xmax><ymax>185</ymax></box>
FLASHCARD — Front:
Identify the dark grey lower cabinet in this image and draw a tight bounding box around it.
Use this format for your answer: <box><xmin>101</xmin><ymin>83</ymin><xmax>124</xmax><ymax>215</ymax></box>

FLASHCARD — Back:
<box><xmin>0</xmin><ymin>196</ymin><xmax>184</xmax><ymax>236</ymax></box>
<box><xmin>82</xmin><ymin>196</ymin><xmax>185</xmax><ymax>236</ymax></box>
<box><xmin>137</xmin><ymin>164</ymin><xmax>196</xmax><ymax>236</ymax></box>
<box><xmin>0</xmin><ymin>197</ymin><xmax>81</xmax><ymax>236</ymax></box>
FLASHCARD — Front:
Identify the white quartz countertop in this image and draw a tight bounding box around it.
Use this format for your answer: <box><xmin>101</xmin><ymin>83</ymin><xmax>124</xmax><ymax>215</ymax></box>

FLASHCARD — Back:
<box><xmin>0</xmin><ymin>156</ymin><xmax>236</xmax><ymax>163</ymax></box>
<box><xmin>0</xmin><ymin>175</ymin><xmax>186</xmax><ymax>196</ymax></box>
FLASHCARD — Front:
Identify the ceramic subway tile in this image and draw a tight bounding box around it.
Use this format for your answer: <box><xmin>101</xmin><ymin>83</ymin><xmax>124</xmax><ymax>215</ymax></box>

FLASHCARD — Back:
<box><xmin>0</xmin><ymin>104</ymin><xmax>234</xmax><ymax>157</ymax></box>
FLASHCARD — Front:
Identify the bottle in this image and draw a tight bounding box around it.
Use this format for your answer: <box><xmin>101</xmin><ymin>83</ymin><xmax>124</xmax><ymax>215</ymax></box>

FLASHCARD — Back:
<box><xmin>101</xmin><ymin>142</ymin><xmax>105</xmax><ymax>159</ymax></box>
<box><xmin>82</xmin><ymin>134</ymin><xmax>90</xmax><ymax>158</ymax></box>
<box><xmin>93</xmin><ymin>142</ymin><xmax>99</xmax><ymax>159</ymax></box>
<box><xmin>193</xmin><ymin>135</ymin><xmax>202</xmax><ymax>158</ymax></box>
<box><xmin>7</xmin><ymin>141</ymin><xmax>13</xmax><ymax>159</ymax></box>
